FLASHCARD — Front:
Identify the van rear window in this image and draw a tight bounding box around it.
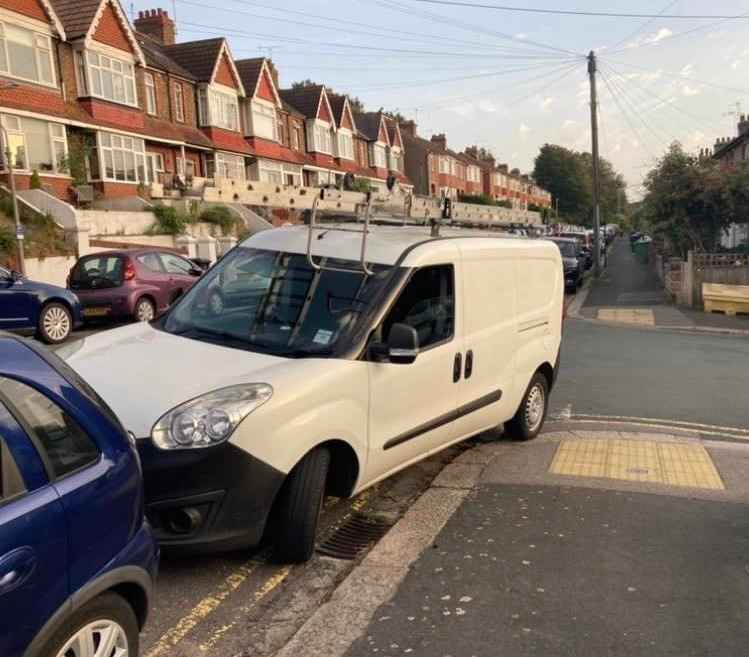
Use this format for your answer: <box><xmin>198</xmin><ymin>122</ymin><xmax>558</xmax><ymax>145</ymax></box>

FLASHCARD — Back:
<box><xmin>70</xmin><ymin>256</ymin><xmax>124</xmax><ymax>290</ymax></box>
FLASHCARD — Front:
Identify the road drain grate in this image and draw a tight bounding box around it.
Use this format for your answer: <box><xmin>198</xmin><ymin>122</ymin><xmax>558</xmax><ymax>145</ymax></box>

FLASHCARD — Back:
<box><xmin>317</xmin><ymin>513</ymin><xmax>392</xmax><ymax>560</ymax></box>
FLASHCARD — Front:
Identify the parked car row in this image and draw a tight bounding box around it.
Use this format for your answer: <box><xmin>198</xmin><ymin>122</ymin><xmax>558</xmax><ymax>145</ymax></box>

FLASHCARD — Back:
<box><xmin>0</xmin><ymin>250</ymin><xmax>204</xmax><ymax>344</ymax></box>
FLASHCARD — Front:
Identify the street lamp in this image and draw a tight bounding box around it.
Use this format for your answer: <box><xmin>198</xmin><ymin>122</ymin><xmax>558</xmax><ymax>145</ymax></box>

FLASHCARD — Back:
<box><xmin>0</xmin><ymin>81</ymin><xmax>24</xmax><ymax>276</ymax></box>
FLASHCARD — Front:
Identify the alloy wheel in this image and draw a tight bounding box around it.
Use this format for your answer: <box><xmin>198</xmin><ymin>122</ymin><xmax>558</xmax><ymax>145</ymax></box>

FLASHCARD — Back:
<box><xmin>55</xmin><ymin>620</ymin><xmax>129</xmax><ymax>657</ymax></box>
<box><xmin>136</xmin><ymin>300</ymin><xmax>155</xmax><ymax>322</ymax></box>
<box><xmin>524</xmin><ymin>383</ymin><xmax>546</xmax><ymax>433</ymax></box>
<box><xmin>43</xmin><ymin>306</ymin><xmax>71</xmax><ymax>342</ymax></box>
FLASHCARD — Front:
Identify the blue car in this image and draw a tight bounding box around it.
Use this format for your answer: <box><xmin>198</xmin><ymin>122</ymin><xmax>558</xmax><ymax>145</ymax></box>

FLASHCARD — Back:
<box><xmin>0</xmin><ymin>333</ymin><xmax>158</xmax><ymax>657</ymax></box>
<box><xmin>0</xmin><ymin>265</ymin><xmax>83</xmax><ymax>344</ymax></box>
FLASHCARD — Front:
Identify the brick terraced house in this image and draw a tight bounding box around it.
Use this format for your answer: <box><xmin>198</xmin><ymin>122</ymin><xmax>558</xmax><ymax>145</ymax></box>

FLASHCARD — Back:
<box><xmin>0</xmin><ymin>1</ymin><xmax>552</xmax><ymax>208</ymax></box>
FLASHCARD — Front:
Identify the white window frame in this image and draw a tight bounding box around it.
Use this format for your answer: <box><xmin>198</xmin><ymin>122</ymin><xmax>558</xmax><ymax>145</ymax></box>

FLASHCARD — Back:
<box><xmin>308</xmin><ymin>120</ymin><xmax>333</xmax><ymax>154</ymax></box>
<box><xmin>97</xmin><ymin>131</ymin><xmax>147</xmax><ymax>184</ymax></box>
<box><xmin>439</xmin><ymin>157</ymin><xmax>450</xmax><ymax>175</ymax></box>
<box><xmin>337</xmin><ymin>129</ymin><xmax>354</xmax><ymax>160</ymax></box>
<box><xmin>0</xmin><ymin>19</ymin><xmax>56</xmax><ymax>88</ymax></box>
<box><xmin>200</xmin><ymin>85</ymin><xmax>239</xmax><ymax>131</ymax></box>
<box><xmin>372</xmin><ymin>143</ymin><xmax>387</xmax><ymax>168</ymax></box>
<box><xmin>174</xmin><ymin>83</ymin><xmax>185</xmax><ymax>123</ymax></box>
<box><xmin>82</xmin><ymin>50</ymin><xmax>137</xmax><ymax>107</ymax></box>
<box><xmin>248</xmin><ymin>99</ymin><xmax>277</xmax><ymax>141</ymax></box>
<box><xmin>212</xmin><ymin>151</ymin><xmax>245</xmax><ymax>181</ymax></box>
<box><xmin>388</xmin><ymin>147</ymin><xmax>403</xmax><ymax>172</ymax></box>
<box><xmin>0</xmin><ymin>114</ymin><xmax>68</xmax><ymax>174</ymax></box>
<box><xmin>144</xmin><ymin>72</ymin><xmax>157</xmax><ymax>115</ymax></box>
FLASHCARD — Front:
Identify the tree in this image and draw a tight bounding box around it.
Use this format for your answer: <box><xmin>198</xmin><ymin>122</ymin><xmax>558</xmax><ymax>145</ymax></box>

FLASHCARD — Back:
<box><xmin>533</xmin><ymin>143</ymin><xmax>627</xmax><ymax>225</ymax></box>
<box><xmin>641</xmin><ymin>142</ymin><xmax>747</xmax><ymax>256</ymax></box>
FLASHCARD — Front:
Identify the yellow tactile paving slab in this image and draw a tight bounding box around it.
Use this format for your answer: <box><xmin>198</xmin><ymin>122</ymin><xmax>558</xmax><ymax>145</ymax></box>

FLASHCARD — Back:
<box><xmin>597</xmin><ymin>308</ymin><xmax>655</xmax><ymax>325</ymax></box>
<box><xmin>549</xmin><ymin>439</ymin><xmax>724</xmax><ymax>490</ymax></box>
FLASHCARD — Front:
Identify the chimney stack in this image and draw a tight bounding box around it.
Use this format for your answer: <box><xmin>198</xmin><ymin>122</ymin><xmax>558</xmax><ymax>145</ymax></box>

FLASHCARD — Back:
<box><xmin>267</xmin><ymin>59</ymin><xmax>279</xmax><ymax>89</ymax></box>
<box><xmin>399</xmin><ymin>120</ymin><xmax>418</xmax><ymax>138</ymax></box>
<box><xmin>134</xmin><ymin>8</ymin><xmax>176</xmax><ymax>46</ymax></box>
<box><xmin>498</xmin><ymin>163</ymin><xmax>509</xmax><ymax>173</ymax></box>
<box><xmin>430</xmin><ymin>133</ymin><xmax>447</xmax><ymax>151</ymax></box>
<box><xmin>464</xmin><ymin>145</ymin><xmax>478</xmax><ymax>159</ymax></box>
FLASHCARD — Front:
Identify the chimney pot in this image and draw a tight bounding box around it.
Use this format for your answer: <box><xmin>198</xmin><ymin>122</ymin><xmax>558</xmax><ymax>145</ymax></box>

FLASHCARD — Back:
<box><xmin>134</xmin><ymin>7</ymin><xmax>176</xmax><ymax>45</ymax></box>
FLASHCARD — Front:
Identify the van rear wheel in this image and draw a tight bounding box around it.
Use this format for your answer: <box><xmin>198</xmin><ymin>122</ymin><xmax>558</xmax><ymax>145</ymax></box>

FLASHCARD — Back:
<box><xmin>273</xmin><ymin>447</ymin><xmax>330</xmax><ymax>563</ymax></box>
<box><xmin>506</xmin><ymin>372</ymin><xmax>548</xmax><ymax>441</ymax></box>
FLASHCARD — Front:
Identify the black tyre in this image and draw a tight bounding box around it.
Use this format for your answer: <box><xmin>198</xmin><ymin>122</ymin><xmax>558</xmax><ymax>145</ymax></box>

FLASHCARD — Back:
<box><xmin>134</xmin><ymin>296</ymin><xmax>156</xmax><ymax>322</ymax></box>
<box><xmin>273</xmin><ymin>447</ymin><xmax>331</xmax><ymax>562</ymax></box>
<box><xmin>506</xmin><ymin>372</ymin><xmax>549</xmax><ymax>442</ymax></box>
<box><xmin>36</xmin><ymin>591</ymin><xmax>138</xmax><ymax>657</ymax></box>
<box><xmin>37</xmin><ymin>302</ymin><xmax>72</xmax><ymax>344</ymax></box>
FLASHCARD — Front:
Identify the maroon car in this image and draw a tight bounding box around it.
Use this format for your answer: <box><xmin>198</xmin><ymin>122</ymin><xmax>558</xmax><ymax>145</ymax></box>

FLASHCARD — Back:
<box><xmin>68</xmin><ymin>249</ymin><xmax>202</xmax><ymax>322</ymax></box>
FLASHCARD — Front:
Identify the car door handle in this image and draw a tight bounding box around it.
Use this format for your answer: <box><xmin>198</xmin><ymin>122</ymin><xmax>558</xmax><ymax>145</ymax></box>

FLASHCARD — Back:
<box><xmin>465</xmin><ymin>350</ymin><xmax>474</xmax><ymax>379</ymax></box>
<box><xmin>0</xmin><ymin>546</ymin><xmax>36</xmax><ymax>596</ymax></box>
<box><xmin>453</xmin><ymin>353</ymin><xmax>462</xmax><ymax>383</ymax></box>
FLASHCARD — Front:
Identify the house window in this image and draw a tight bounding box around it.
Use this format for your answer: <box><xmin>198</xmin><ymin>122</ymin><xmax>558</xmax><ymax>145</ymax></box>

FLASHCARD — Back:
<box><xmin>277</xmin><ymin>115</ymin><xmax>288</xmax><ymax>146</ymax></box>
<box><xmin>439</xmin><ymin>157</ymin><xmax>450</xmax><ymax>174</ymax></box>
<box><xmin>146</xmin><ymin>152</ymin><xmax>164</xmax><ymax>182</ymax></box>
<box><xmin>312</xmin><ymin>122</ymin><xmax>333</xmax><ymax>154</ymax></box>
<box><xmin>84</xmin><ymin>51</ymin><xmax>137</xmax><ymax>106</ymax></box>
<box><xmin>291</xmin><ymin>125</ymin><xmax>301</xmax><ymax>150</ymax></box>
<box><xmin>174</xmin><ymin>83</ymin><xmax>185</xmax><ymax>122</ymax></box>
<box><xmin>337</xmin><ymin>131</ymin><xmax>354</xmax><ymax>160</ymax></box>
<box><xmin>389</xmin><ymin>149</ymin><xmax>403</xmax><ymax>172</ymax></box>
<box><xmin>98</xmin><ymin>132</ymin><xmax>147</xmax><ymax>184</ymax></box>
<box><xmin>176</xmin><ymin>156</ymin><xmax>195</xmax><ymax>178</ymax></box>
<box><xmin>1</xmin><ymin>115</ymin><xmax>67</xmax><ymax>173</ymax></box>
<box><xmin>259</xmin><ymin>160</ymin><xmax>282</xmax><ymax>184</ymax></box>
<box><xmin>372</xmin><ymin>144</ymin><xmax>387</xmax><ymax>168</ymax></box>
<box><xmin>144</xmin><ymin>72</ymin><xmax>157</xmax><ymax>115</ymax></box>
<box><xmin>210</xmin><ymin>152</ymin><xmax>245</xmax><ymax>180</ymax></box>
<box><xmin>0</xmin><ymin>22</ymin><xmax>55</xmax><ymax>87</ymax></box>
<box><xmin>201</xmin><ymin>88</ymin><xmax>239</xmax><ymax>131</ymax></box>
<box><xmin>249</xmin><ymin>100</ymin><xmax>276</xmax><ymax>140</ymax></box>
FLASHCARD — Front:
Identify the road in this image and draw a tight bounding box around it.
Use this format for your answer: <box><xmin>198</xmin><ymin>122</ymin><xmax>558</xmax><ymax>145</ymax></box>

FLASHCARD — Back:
<box><xmin>43</xmin><ymin>240</ymin><xmax>748</xmax><ymax>656</ymax></box>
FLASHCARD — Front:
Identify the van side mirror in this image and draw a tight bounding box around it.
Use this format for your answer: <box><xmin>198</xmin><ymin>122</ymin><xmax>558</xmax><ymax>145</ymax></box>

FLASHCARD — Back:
<box><xmin>387</xmin><ymin>323</ymin><xmax>419</xmax><ymax>364</ymax></box>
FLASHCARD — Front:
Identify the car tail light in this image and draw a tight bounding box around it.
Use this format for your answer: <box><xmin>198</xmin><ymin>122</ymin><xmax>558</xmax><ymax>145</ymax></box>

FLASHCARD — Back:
<box><xmin>124</xmin><ymin>260</ymin><xmax>136</xmax><ymax>281</ymax></box>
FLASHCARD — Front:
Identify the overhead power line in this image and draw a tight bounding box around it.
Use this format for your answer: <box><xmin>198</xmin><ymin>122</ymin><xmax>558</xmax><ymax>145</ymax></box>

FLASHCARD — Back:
<box><xmin>608</xmin><ymin>0</ymin><xmax>681</xmax><ymax>51</ymax></box>
<box><xmin>402</xmin><ymin>0</ymin><xmax>749</xmax><ymax>19</ymax></box>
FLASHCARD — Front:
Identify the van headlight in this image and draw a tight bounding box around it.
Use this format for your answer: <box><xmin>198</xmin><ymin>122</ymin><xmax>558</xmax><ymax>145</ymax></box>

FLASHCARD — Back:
<box><xmin>151</xmin><ymin>384</ymin><xmax>273</xmax><ymax>450</ymax></box>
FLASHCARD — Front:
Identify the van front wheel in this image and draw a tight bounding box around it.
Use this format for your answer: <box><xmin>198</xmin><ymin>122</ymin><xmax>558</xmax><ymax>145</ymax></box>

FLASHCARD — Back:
<box><xmin>273</xmin><ymin>447</ymin><xmax>331</xmax><ymax>562</ymax></box>
<box><xmin>506</xmin><ymin>372</ymin><xmax>548</xmax><ymax>441</ymax></box>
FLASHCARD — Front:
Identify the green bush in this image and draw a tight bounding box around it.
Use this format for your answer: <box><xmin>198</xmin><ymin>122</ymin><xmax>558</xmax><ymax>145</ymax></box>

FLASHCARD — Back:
<box><xmin>152</xmin><ymin>205</ymin><xmax>188</xmax><ymax>235</ymax></box>
<box><xmin>29</xmin><ymin>170</ymin><xmax>42</xmax><ymax>190</ymax></box>
<box><xmin>459</xmin><ymin>193</ymin><xmax>495</xmax><ymax>206</ymax></box>
<box><xmin>199</xmin><ymin>205</ymin><xmax>238</xmax><ymax>233</ymax></box>
<box><xmin>496</xmin><ymin>199</ymin><xmax>513</xmax><ymax>209</ymax></box>
<box><xmin>0</xmin><ymin>224</ymin><xmax>14</xmax><ymax>255</ymax></box>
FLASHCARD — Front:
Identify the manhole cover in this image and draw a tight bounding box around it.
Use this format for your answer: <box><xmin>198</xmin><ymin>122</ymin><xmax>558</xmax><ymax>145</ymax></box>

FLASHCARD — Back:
<box><xmin>317</xmin><ymin>513</ymin><xmax>392</xmax><ymax>560</ymax></box>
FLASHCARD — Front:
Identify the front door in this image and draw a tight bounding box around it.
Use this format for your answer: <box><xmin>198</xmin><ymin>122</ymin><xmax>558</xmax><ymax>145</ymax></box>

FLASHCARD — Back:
<box><xmin>0</xmin><ymin>267</ymin><xmax>32</xmax><ymax>330</ymax></box>
<box><xmin>0</xmin><ymin>399</ymin><xmax>68</xmax><ymax>657</ymax></box>
<box><xmin>365</xmin><ymin>251</ymin><xmax>463</xmax><ymax>485</ymax></box>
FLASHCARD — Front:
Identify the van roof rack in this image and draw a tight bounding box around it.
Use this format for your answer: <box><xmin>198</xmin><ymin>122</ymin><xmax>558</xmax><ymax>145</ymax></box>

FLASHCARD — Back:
<box><xmin>306</xmin><ymin>188</ymin><xmax>541</xmax><ymax>276</ymax></box>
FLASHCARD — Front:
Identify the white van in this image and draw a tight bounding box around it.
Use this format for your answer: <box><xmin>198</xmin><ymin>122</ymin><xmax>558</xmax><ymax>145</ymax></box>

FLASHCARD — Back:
<box><xmin>61</xmin><ymin>219</ymin><xmax>563</xmax><ymax>561</ymax></box>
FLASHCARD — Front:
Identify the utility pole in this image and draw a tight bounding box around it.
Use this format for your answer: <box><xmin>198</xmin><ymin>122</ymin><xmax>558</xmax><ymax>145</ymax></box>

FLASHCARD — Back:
<box><xmin>588</xmin><ymin>50</ymin><xmax>602</xmax><ymax>278</ymax></box>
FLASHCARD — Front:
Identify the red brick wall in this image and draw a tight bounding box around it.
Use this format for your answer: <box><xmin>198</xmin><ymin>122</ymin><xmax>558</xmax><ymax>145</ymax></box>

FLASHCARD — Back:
<box><xmin>0</xmin><ymin>172</ymin><xmax>73</xmax><ymax>201</ymax></box>
<box><xmin>92</xmin><ymin>2</ymin><xmax>134</xmax><ymax>54</ymax></box>
<box><xmin>0</xmin><ymin>81</ymin><xmax>66</xmax><ymax>116</ymax></box>
<box><xmin>214</xmin><ymin>53</ymin><xmax>238</xmax><ymax>89</ymax></box>
<box><xmin>0</xmin><ymin>0</ymin><xmax>48</xmax><ymax>22</ymax></box>
<box><xmin>98</xmin><ymin>181</ymin><xmax>139</xmax><ymax>198</ymax></box>
<box><xmin>80</xmin><ymin>98</ymin><xmax>145</xmax><ymax>130</ymax></box>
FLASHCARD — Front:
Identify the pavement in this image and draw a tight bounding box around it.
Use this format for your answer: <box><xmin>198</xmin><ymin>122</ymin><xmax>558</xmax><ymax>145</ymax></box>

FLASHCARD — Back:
<box><xmin>283</xmin><ymin>428</ymin><xmax>749</xmax><ymax>657</ymax></box>
<box><xmin>577</xmin><ymin>237</ymin><xmax>749</xmax><ymax>334</ymax></box>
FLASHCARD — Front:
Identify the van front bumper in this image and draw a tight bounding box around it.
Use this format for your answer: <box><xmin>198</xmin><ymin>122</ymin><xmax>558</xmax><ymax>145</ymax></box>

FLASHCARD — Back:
<box><xmin>137</xmin><ymin>440</ymin><xmax>286</xmax><ymax>553</ymax></box>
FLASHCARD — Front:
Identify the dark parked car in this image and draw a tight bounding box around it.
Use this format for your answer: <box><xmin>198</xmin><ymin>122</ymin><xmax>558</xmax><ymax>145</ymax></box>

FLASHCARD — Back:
<box><xmin>0</xmin><ymin>265</ymin><xmax>82</xmax><ymax>343</ymax></box>
<box><xmin>0</xmin><ymin>332</ymin><xmax>158</xmax><ymax>657</ymax></box>
<box><xmin>547</xmin><ymin>237</ymin><xmax>585</xmax><ymax>292</ymax></box>
<box><xmin>69</xmin><ymin>249</ymin><xmax>203</xmax><ymax>323</ymax></box>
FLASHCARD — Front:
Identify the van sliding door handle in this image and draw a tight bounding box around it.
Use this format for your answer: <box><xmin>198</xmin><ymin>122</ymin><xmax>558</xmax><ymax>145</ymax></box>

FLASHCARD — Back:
<box><xmin>465</xmin><ymin>350</ymin><xmax>474</xmax><ymax>379</ymax></box>
<box><xmin>453</xmin><ymin>353</ymin><xmax>462</xmax><ymax>382</ymax></box>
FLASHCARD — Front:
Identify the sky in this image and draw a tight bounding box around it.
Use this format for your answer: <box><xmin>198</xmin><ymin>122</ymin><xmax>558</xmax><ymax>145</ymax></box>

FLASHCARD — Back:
<box><xmin>128</xmin><ymin>0</ymin><xmax>749</xmax><ymax>199</ymax></box>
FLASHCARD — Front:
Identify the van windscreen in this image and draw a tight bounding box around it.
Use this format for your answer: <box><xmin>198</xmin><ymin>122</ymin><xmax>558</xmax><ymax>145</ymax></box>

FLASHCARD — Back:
<box><xmin>70</xmin><ymin>255</ymin><xmax>125</xmax><ymax>290</ymax></box>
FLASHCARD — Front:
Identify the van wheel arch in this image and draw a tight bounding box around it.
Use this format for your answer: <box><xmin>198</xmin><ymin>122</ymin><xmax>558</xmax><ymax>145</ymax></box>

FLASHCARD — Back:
<box><xmin>537</xmin><ymin>362</ymin><xmax>555</xmax><ymax>392</ymax></box>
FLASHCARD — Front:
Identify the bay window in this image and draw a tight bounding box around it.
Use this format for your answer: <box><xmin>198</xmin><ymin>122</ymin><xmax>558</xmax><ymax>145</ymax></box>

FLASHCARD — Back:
<box><xmin>248</xmin><ymin>100</ymin><xmax>276</xmax><ymax>140</ymax></box>
<box><xmin>1</xmin><ymin>115</ymin><xmax>67</xmax><ymax>173</ymax></box>
<box><xmin>258</xmin><ymin>160</ymin><xmax>302</xmax><ymax>186</ymax></box>
<box><xmin>372</xmin><ymin>144</ymin><xmax>387</xmax><ymax>169</ymax></box>
<box><xmin>389</xmin><ymin>148</ymin><xmax>403</xmax><ymax>172</ymax></box>
<box><xmin>0</xmin><ymin>21</ymin><xmax>55</xmax><ymax>87</ymax></box>
<box><xmin>199</xmin><ymin>87</ymin><xmax>239</xmax><ymax>131</ymax></box>
<box><xmin>209</xmin><ymin>152</ymin><xmax>245</xmax><ymax>180</ymax></box>
<box><xmin>309</xmin><ymin>122</ymin><xmax>333</xmax><ymax>154</ymax></box>
<box><xmin>144</xmin><ymin>72</ymin><xmax>157</xmax><ymax>115</ymax></box>
<box><xmin>98</xmin><ymin>132</ymin><xmax>147</xmax><ymax>183</ymax></box>
<box><xmin>79</xmin><ymin>51</ymin><xmax>137</xmax><ymax>107</ymax></box>
<box><xmin>337</xmin><ymin>131</ymin><xmax>354</xmax><ymax>160</ymax></box>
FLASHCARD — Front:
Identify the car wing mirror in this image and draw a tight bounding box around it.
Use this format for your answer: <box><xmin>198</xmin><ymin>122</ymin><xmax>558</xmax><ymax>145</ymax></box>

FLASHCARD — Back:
<box><xmin>10</xmin><ymin>270</ymin><xmax>22</xmax><ymax>282</ymax></box>
<box><xmin>386</xmin><ymin>323</ymin><xmax>419</xmax><ymax>365</ymax></box>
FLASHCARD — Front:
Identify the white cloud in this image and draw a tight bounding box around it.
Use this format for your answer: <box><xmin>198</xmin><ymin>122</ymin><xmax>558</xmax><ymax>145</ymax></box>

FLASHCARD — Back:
<box><xmin>689</xmin><ymin>130</ymin><xmax>706</xmax><ymax>144</ymax></box>
<box><xmin>625</xmin><ymin>27</ymin><xmax>673</xmax><ymax>49</ymax></box>
<box><xmin>446</xmin><ymin>102</ymin><xmax>474</xmax><ymax>117</ymax></box>
<box><xmin>681</xmin><ymin>84</ymin><xmax>701</xmax><ymax>97</ymax></box>
<box><xmin>519</xmin><ymin>123</ymin><xmax>530</xmax><ymax>140</ymax></box>
<box><xmin>539</xmin><ymin>96</ymin><xmax>554</xmax><ymax>111</ymax></box>
<box><xmin>515</xmin><ymin>33</ymin><xmax>527</xmax><ymax>39</ymax></box>
<box><xmin>680</xmin><ymin>64</ymin><xmax>694</xmax><ymax>77</ymax></box>
<box><xmin>562</xmin><ymin>119</ymin><xmax>578</xmax><ymax>130</ymax></box>
<box><xmin>477</xmin><ymin>99</ymin><xmax>498</xmax><ymax>113</ymax></box>
<box><xmin>731</xmin><ymin>59</ymin><xmax>742</xmax><ymax>70</ymax></box>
